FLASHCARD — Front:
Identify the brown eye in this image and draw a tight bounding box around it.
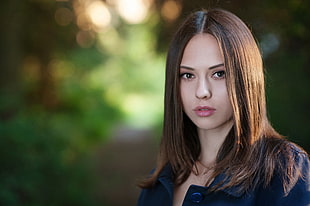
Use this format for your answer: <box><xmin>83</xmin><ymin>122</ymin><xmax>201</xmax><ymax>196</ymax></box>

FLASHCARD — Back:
<box><xmin>212</xmin><ymin>71</ymin><xmax>225</xmax><ymax>79</ymax></box>
<box><xmin>180</xmin><ymin>73</ymin><xmax>194</xmax><ymax>80</ymax></box>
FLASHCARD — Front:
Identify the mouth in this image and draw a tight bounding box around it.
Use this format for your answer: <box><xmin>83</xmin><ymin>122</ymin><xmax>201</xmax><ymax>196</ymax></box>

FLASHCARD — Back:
<box><xmin>194</xmin><ymin>106</ymin><xmax>215</xmax><ymax>111</ymax></box>
<box><xmin>193</xmin><ymin>106</ymin><xmax>216</xmax><ymax>117</ymax></box>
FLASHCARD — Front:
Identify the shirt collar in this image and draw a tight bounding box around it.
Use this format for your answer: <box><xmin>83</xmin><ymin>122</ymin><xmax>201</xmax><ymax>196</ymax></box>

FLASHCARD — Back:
<box><xmin>158</xmin><ymin>164</ymin><xmax>174</xmax><ymax>199</ymax></box>
<box><xmin>158</xmin><ymin>164</ymin><xmax>244</xmax><ymax>198</ymax></box>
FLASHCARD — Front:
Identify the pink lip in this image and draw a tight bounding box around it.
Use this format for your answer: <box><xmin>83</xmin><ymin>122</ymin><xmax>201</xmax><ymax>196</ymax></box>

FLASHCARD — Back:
<box><xmin>193</xmin><ymin>106</ymin><xmax>216</xmax><ymax>117</ymax></box>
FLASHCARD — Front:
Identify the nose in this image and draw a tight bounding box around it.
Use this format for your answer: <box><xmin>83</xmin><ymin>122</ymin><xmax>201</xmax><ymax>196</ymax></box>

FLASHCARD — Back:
<box><xmin>196</xmin><ymin>78</ymin><xmax>211</xmax><ymax>99</ymax></box>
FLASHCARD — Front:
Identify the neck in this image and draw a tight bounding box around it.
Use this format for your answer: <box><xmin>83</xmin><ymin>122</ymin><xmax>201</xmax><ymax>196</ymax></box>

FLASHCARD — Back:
<box><xmin>197</xmin><ymin>120</ymin><xmax>233</xmax><ymax>166</ymax></box>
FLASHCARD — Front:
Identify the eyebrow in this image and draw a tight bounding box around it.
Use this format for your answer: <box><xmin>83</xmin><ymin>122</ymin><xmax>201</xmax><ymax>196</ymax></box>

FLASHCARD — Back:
<box><xmin>180</xmin><ymin>63</ymin><xmax>224</xmax><ymax>70</ymax></box>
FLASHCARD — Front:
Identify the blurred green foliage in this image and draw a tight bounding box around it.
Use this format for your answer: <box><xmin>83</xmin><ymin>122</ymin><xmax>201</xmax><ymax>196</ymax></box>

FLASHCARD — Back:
<box><xmin>0</xmin><ymin>109</ymin><xmax>97</xmax><ymax>206</ymax></box>
<box><xmin>0</xmin><ymin>70</ymin><xmax>121</xmax><ymax>205</ymax></box>
<box><xmin>0</xmin><ymin>0</ymin><xmax>309</xmax><ymax>205</ymax></box>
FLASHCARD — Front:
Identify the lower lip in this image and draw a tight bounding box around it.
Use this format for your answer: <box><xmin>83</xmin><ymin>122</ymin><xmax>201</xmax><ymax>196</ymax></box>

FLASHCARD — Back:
<box><xmin>195</xmin><ymin>109</ymin><xmax>215</xmax><ymax>117</ymax></box>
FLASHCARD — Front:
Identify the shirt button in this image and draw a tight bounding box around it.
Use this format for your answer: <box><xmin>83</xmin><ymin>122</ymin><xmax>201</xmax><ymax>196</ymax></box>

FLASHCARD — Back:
<box><xmin>190</xmin><ymin>192</ymin><xmax>203</xmax><ymax>203</ymax></box>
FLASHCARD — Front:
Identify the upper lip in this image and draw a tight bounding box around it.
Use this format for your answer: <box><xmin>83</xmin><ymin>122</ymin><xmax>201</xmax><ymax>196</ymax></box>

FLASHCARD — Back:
<box><xmin>194</xmin><ymin>106</ymin><xmax>216</xmax><ymax>111</ymax></box>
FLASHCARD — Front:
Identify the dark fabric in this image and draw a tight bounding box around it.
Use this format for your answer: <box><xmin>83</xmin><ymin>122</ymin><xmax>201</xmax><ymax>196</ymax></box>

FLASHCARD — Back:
<box><xmin>137</xmin><ymin>145</ymin><xmax>310</xmax><ymax>206</ymax></box>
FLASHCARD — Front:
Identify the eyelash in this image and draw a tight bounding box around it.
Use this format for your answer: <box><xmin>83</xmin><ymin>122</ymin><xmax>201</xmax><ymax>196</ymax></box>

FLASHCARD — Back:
<box><xmin>180</xmin><ymin>71</ymin><xmax>226</xmax><ymax>80</ymax></box>
<box><xmin>180</xmin><ymin>73</ymin><xmax>194</xmax><ymax>80</ymax></box>
<box><xmin>212</xmin><ymin>71</ymin><xmax>225</xmax><ymax>79</ymax></box>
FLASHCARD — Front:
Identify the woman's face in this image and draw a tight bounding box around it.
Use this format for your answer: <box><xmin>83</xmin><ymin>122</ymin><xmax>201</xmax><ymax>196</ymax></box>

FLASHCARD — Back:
<box><xmin>180</xmin><ymin>34</ymin><xmax>233</xmax><ymax>133</ymax></box>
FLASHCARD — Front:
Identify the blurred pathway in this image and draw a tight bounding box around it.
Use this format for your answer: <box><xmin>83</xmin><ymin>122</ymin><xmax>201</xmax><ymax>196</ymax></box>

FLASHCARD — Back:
<box><xmin>92</xmin><ymin>126</ymin><xmax>158</xmax><ymax>206</ymax></box>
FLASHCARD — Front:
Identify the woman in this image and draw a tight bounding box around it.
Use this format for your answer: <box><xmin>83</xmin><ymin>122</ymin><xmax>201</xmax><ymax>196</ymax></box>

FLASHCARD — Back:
<box><xmin>137</xmin><ymin>8</ymin><xmax>309</xmax><ymax>206</ymax></box>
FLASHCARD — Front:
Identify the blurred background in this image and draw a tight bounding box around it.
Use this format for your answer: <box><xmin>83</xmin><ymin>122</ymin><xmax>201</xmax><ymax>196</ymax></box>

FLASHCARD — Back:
<box><xmin>0</xmin><ymin>0</ymin><xmax>309</xmax><ymax>205</ymax></box>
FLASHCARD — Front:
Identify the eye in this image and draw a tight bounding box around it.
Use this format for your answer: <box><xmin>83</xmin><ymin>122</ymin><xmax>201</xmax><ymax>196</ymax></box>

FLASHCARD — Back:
<box><xmin>180</xmin><ymin>73</ymin><xmax>195</xmax><ymax>80</ymax></box>
<box><xmin>212</xmin><ymin>71</ymin><xmax>225</xmax><ymax>79</ymax></box>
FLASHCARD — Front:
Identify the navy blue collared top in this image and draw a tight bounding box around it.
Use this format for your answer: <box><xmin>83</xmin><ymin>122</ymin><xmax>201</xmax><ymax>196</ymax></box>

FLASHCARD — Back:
<box><xmin>137</xmin><ymin>146</ymin><xmax>310</xmax><ymax>206</ymax></box>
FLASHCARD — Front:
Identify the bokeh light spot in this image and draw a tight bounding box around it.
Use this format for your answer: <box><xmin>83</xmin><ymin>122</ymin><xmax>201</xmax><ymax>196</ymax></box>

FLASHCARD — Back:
<box><xmin>161</xmin><ymin>0</ymin><xmax>182</xmax><ymax>22</ymax></box>
<box><xmin>116</xmin><ymin>0</ymin><xmax>152</xmax><ymax>24</ymax></box>
<box><xmin>76</xmin><ymin>30</ymin><xmax>96</xmax><ymax>48</ymax></box>
<box><xmin>55</xmin><ymin>7</ymin><xmax>74</xmax><ymax>26</ymax></box>
<box><xmin>86</xmin><ymin>1</ymin><xmax>111</xmax><ymax>30</ymax></box>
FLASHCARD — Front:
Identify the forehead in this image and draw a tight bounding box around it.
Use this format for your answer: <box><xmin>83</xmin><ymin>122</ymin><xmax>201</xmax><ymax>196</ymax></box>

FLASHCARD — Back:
<box><xmin>180</xmin><ymin>34</ymin><xmax>224</xmax><ymax>68</ymax></box>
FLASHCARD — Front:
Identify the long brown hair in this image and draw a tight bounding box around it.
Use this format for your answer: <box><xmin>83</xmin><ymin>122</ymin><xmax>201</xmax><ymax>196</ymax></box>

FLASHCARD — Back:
<box><xmin>139</xmin><ymin>8</ymin><xmax>306</xmax><ymax>195</ymax></box>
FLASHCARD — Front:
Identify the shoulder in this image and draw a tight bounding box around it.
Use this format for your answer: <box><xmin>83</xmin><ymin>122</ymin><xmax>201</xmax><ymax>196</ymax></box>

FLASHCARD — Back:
<box><xmin>262</xmin><ymin>137</ymin><xmax>308</xmax><ymax>165</ymax></box>
<box><xmin>278</xmin><ymin>141</ymin><xmax>309</xmax><ymax>190</ymax></box>
<box><xmin>265</xmin><ymin>138</ymin><xmax>309</xmax><ymax>185</ymax></box>
<box><xmin>273</xmin><ymin>139</ymin><xmax>309</xmax><ymax>174</ymax></box>
<box><xmin>255</xmin><ymin>138</ymin><xmax>310</xmax><ymax>205</ymax></box>
<box><xmin>258</xmin><ymin>137</ymin><xmax>309</xmax><ymax>178</ymax></box>
<box><xmin>287</xmin><ymin>142</ymin><xmax>309</xmax><ymax>169</ymax></box>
